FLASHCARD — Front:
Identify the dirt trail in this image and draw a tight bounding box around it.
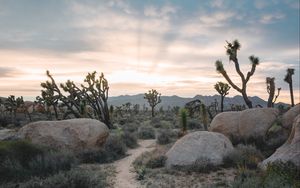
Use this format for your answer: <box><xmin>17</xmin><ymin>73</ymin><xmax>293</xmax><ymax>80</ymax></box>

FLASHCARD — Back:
<box><xmin>113</xmin><ymin>139</ymin><xmax>156</xmax><ymax>188</ymax></box>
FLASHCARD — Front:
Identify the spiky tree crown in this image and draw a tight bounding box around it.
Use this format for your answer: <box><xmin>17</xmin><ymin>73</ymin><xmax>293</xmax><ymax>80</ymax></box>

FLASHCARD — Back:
<box><xmin>215</xmin><ymin>60</ymin><xmax>224</xmax><ymax>73</ymax></box>
<box><xmin>249</xmin><ymin>55</ymin><xmax>260</xmax><ymax>65</ymax></box>
<box><xmin>226</xmin><ymin>39</ymin><xmax>241</xmax><ymax>61</ymax></box>
<box><xmin>284</xmin><ymin>68</ymin><xmax>295</xmax><ymax>83</ymax></box>
<box><xmin>214</xmin><ymin>82</ymin><xmax>231</xmax><ymax>96</ymax></box>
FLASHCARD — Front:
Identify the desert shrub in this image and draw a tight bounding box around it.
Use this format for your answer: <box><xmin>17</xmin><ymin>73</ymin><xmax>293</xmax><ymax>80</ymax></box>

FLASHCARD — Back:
<box><xmin>3</xmin><ymin>168</ymin><xmax>107</xmax><ymax>188</ymax></box>
<box><xmin>159</xmin><ymin>120</ymin><xmax>173</xmax><ymax>129</ymax></box>
<box><xmin>76</xmin><ymin>149</ymin><xmax>105</xmax><ymax>164</ymax></box>
<box><xmin>0</xmin><ymin>116</ymin><xmax>12</xmax><ymax>127</ymax></box>
<box><xmin>77</xmin><ymin>134</ymin><xmax>127</xmax><ymax>164</ymax></box>
<box><xmin>146</xmin><ymin>155</ymin><xmax>167</xmax><ymax>168</ymax></box>
<box><xmin>150</xmin><ymin>117</ymin><xmax>161</xmax><ymax>128</ymax></box>
<box><xmin>230</xmin><ymin>161</ymin><xmax>300</xmax><ymax>188</ymax></box>
<box><xmin>177</xmin><ymin>157</ymin><xmax>219</xmax><ymax>173</ymax></box>
<box><xmin>0</xmin><ymin>140</ymin><xmax>76</xmax><ymax>183</ymax></box>
<box><xmin>122</xmin><ymin>122</ymin><xmax>139</xmax><ymax>132</ymax></box>
<box><xmin>138</xmin><ymin>126</ymin><xmax>155</xmax><ymax>139</ymax></box>
<box><xmin>135</xmin><ymin>166</ymin><xmax>146</xmax><ymax>180</ymax></box>
<box><xmin>223</xmin><ymin>144</ymin><xmax>264</xmax><ymax>169</ymax></box>
<box><xmin>121</xmin><ymin>131</ymin><xmax>138</xmax><ymax>148</ymax></box>
<box><xmin>103</xmin><ymin>134</ymin><xmax>127</xmax><ymax>162</ymax></box>
<box><xmin>0</xmin><ymin>140</ymin><xmax>44</xmax><ymax>165</ymax></box>
<box><xmin>156</xmin><ymin>129</ymin><xmax>172</xmax><ymax>145</ymax></box>
<box><xmin>187</xmin><ymin>119</ymin><xmax>202</xmax><ymax>129</ymax></box>
<box><xmin>133</xmin><ymin>151</ymin><xmax>166</xmax><ymax>169</ymax></box>
<box><xmin>262</xmin><ymin>161</ymin><xmax>300</xmax><ymax>188</ymax></box>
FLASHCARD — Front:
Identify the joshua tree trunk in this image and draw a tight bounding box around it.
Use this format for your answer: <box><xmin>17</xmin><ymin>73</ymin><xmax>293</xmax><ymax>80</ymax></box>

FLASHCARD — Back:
<box><xmin>289</xmin><ymin>82</ymin><xmax>294</xmax><ymax>107</ymax></box>
<box><xmin>220</xmin><ymin>96</ymin><xmax>224</xmax><ymax>112</ymax></box>
<box><xmin>53</xmin><ymin>105</ymin><xmax>58</xmax><ymax>120</ymax></box>
<box><xmin>242</xmin><ymin>92</ymin><xmax>253</xmax><ymax>108</ymax></box>
<box><xmin>266</xmin><ymin>77</ymin><xmax>275</xmax><ymax>108</ymax></box>
<box><xmin>151</xmin><ymin>106</ymin><xmax>154</xmax><ymax>117</ymax></box>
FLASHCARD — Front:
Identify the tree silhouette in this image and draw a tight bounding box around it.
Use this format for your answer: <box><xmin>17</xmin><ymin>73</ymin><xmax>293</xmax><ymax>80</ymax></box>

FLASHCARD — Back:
<box><xmin>215</xmin><ymin>40</ymin><xmax>259</xmax><ymax>108</ymax></box>
<box><xmin>214</xmin><ymin>81</ymin><xmax>231</xmax><ymax>112</ymax></box>
<box><xmin>144</xmin><ymin>89</ymin><xmax>161</xmax><ymax>117</ymax></box>
<box><xmin>40</xmin><ymin>70</ymin><xmax>111</xmax><ymax>128</ymax></box>
<box><xmin>284</xmin><ymin>68</ymin><xmax>295</xmax><ymax>107</ymax></box>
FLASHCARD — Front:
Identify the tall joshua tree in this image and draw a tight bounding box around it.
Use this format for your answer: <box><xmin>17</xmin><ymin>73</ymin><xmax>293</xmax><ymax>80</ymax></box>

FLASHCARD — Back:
<box><xmin>144</xmin><ymin>89</ymin><xmax>161</xmax><ymax>117</ymax></box>
<box><xmin>215</xmin><ymin>40</ymin><xmax>259</xmax><ymax>108</ymax></box>
<box><xmin>266</xmin><ymin>77</ymin><xmax>281</xmax><ymax>107</ymax></box>
<box><xmin>40</xmin><ymin>70</ymin><xmax>111</xmax><ymax>128</ymax></box>
<box><xmin>214</xmin><ymin>82</ymin><xmax>231</xmax><ymax>112</ymax></box>
<box><xmin>284</xmin><ymin>68</ymin><xmax>295</xmax><ymax>107</ymax></box>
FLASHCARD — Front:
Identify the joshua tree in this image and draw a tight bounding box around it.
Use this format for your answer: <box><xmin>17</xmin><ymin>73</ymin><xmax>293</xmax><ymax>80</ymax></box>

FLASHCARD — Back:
<box><xmin>266</xmin><ymin>77</ymin><xmax>281</xmax><ymax>107</ymax></box>
<box><xmin>284</xmin><ymin>68</ymin><xmax>295</xmax><ymax>107</ymax></box>
<box><xmin>5</xmin><ymin>95</ymin><xmax>24</xmax><ymax>121</ymax></box>
<box><xmin>266</xmin><ymin>77</ymin><xmax>275</xmax><ymax>108</ymax></box>
<box><xmin>185</xmin><ymin>99</ymin><xmax>202</xmax><ymax>117</ymax></box>
<box><xmin>215</xmin><ymin>40</ymin><xmax>259</xmax><ymax>108</ymax></box>
<box><xmin>180</xmin><ymin>108</ymin><xmax>187</xmax><ymax>135</ymax></box>
<box><xmin>144</xmin><ymin>89</ymin><xmax>161</xmax><ymax>117</ymax></box>
<box><xmin>273</xmin><ymin>88</ymin><xmax>281</xmax><ymax>107</ymax></box>
<box><xmin>200</xmin><ymin>104</ymin><xmax>208</xmax><ymax>131</ymax></box>
<box><xmin>36</xmin><ymin>86</ymin><xmax>59</xmax><ymax>119</ymax></box>
<box><xmin>214</xmin><ymin>82</ymin><xmax>231</xmax><ymax>112</ymax></box>
<box><xmin>40</xmin><ymin>70</ymin><xmax>112</xmax><ymax>128</ymax></box>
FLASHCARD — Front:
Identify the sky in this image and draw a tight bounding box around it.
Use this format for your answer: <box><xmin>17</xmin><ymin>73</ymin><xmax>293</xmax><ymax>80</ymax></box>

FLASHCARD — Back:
<box><xmin>0</xmin><ymin>0</ymin><xmax>299</xmax><ymax>104</ymax></box>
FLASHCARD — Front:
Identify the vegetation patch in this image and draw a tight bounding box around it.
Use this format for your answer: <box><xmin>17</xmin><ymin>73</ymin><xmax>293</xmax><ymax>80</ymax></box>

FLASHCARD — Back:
<box><xmin>223</xmin><ymin>144</ymin><xmax>264</xmax><ymax>169</ymax></box>
<box><xmin>0</xmin><ymin>140</ymin><xmax>76</xmax><ymax>184</ymax></box>
<box><xmin>138</xmin><ymin>126</ymin><xmax>155</xmax><ymax>139</ymax></box>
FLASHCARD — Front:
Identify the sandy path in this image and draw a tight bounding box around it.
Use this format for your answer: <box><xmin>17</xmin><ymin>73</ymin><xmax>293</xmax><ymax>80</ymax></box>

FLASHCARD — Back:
<box><xmin>113</xmin><ymin>139</ymin><xmax>156</xmax><ymax>188</ymax></box>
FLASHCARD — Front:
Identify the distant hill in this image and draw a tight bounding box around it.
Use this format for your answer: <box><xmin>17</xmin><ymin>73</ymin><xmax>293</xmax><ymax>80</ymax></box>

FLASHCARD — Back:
<box><xmin>108</xmin><ymin>94</ymin><xmax>288</xmax><ymax>110</ymax></box>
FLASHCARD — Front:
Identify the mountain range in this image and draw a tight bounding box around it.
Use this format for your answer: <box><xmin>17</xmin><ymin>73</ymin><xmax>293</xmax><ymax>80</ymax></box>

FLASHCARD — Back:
<box><xmin>108</xmin><ymin>94</ymin><xmax>288</xmax><ymax>110</ymax></box>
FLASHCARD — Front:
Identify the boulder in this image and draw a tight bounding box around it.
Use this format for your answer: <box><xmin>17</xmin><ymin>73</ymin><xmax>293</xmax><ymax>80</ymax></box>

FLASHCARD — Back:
<box><xmin>238</xmin><ymin>108</ymin><xmax>278</xmax><ymax>139</ymax></box>
<box><xmin>282</xmin><ymin>104</ymin><xmax>300</xmax><ymax>129</ymax></box>
<box><xmin>209</xmin><ymin>111</ymin><xmax>240</xmax><ymax>140</ymax></box>
<box><xmin>260</xmin><ymin>114</ymin><xmax>300</xmax><ymax>169</ymax></box>
<box><xmin>17</xmin><ymin>118</ymin><xmax>109</xmax><ymax>152</ymax></box>
<box><xmin>210</xmin><ymin>108</ymin><xmax>279</xmax><ymax>141</ymax></box>
<box><xmin>166</xmin><ymin>131</ymin><xmax>233</xmax><ymax>168</ymax></box>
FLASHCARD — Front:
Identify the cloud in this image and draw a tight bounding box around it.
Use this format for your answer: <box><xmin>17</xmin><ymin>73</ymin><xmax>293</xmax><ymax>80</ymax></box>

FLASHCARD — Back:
<box><xmin>144</xmin><ymin>4</ymin><xmax>177</xmax><ymax>19</ymax></box>
<box><xmin>260</xmin><ymin>12</ymin><xmax>285</xmax><ymax>24</ymax></box>
<box><xmin>0</xmin><ymin>67</ymin><xmax>20</xmax><ymax>77</ymax></box>
<box><xmin>0</xmin><ymin>0</ymin><xmax>298</xmax><ymax>104</ymax></box>
<box><xmin>210</xmin><ymin>0</ymin><xmax>225</xmax><ymax>8</ymax></box>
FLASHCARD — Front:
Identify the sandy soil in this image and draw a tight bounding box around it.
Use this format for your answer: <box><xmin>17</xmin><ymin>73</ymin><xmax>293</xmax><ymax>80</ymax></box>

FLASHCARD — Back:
<box><xmin>113</xmin><ymin>139</ymin><xmax>156</xmax><ymax>188</ymax></box>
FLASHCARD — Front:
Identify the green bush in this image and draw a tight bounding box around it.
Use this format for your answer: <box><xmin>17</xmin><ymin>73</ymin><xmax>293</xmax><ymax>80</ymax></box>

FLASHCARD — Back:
<box><xmin>263</xmin><ymin>161</ymin><xmax>300</xmax><ymax>188</ymax></box>
<box><xmin>223</xmin><ymin>144</ymin><xmax>264</xmax><ymax>169</ymax></box>
<box><xmin>3</xmin><ymin>168</ymin><xmax>107</xmax><ymax>188</ymax></box>
<box><xmin>177</xmin><ymin>157</ymin><xmax>219</xmax><ymax>173</ymax></box>
<box><xmin>150</xmin><ymin>117</ymin><xmax>161</xmax><ymax>128</ymax></box>
<box><xmin>133</xmin><ymin>151</ymin><xmax>166</xmax><ymax>169</ymax></box>
<box><xmin>156</xmin><ymin>129</ymin><xmax>172</xmax><ymax>145</ymax></box>
<box><xmin>77</xmin><ymin>134</ymin><xmax>127</xmax><ymax>164</ymax></box>
<box><xmin>138</xmin><ymin>126</ymin><xmax>155</xmax><ymax>139</ymax></box>
<box><xmin>145</xmin><ymin>155</ymin><xmax>167</xmax><ymax>168</ymax></box>
<box><xmin>187</xmin><ymin>119</ymin><xmax>202</xmax><ymax>129</ymax></box>
<box><xmin>121</xmin><ymin>131</ymin><xmax>138</xmax><ymax>148</ymax></box>
<box><xmin>230</xmin><ymin>161</ymin><xmax>300</xmax><ymax>188</ymax></box>
<box><xmin>122</xmin><ymin>122</ymin><xmax>139</xmax><ymax>133</ymax></box>
<box><xmin>0</xmin><ymin>140</ymin><xmax>76</xmax><ymax>184</ymax></box>
<box><xmin>104</xmin><ymin>134</ymin><xmax>127</xmax><ymax>161</ymax></box>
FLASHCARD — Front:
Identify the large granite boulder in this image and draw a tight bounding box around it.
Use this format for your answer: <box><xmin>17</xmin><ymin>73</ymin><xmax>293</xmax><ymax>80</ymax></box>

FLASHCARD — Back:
<box><xmin>282</xmin><ymin>104</ymin><xmax>300</xmax><ymax>129</ymax></box>
<box><xmin>210</xmin><ymin>108</ymin><xmax>279</xmax><ymax>141</ymax></box>
<box><xmin>208</xmin><ymin>111</ymin><xmax>240</xmax><ymax>140</ymax></box>
<box><xmin>17</xmin><ymin>118</ymin><xmax>109</xmax><ymax>152</ymax></box>
<box><xmin>260</xmin><ymin>115</ymin><xmax>300</xmax><ymax>169</ymax></box>
<box><xmin>166</xmin><ymin>131</ymin><xmax>233</xmax><ymax>168</ymax></box>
